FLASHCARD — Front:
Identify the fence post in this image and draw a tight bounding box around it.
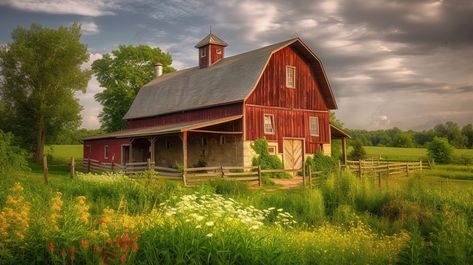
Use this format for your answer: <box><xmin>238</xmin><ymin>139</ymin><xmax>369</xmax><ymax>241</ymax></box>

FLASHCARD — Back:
<box><xmin>406</xmin><ymin>163</ymin><xmax>410</xmax><ymax>177</ymax></box>
<box><xmin>43</xmin><ymin>155</ymin><xmax>48</xmax><ymax>185</ymax></box>
<box><xmin>302</xmin><ymin>163</ymin><xmax>306</xmax><ymax>186</ymax></box>
<box><xmin>111</xmin><ymin>160</ymin><xmax>115</xmax><ymax>173</ymax></box>
<box><xmin>220</xmin><ymin>165</ymin><xmax>225</xmax><ymax>179</ymax></box>
<box><xmin>257</xmin><ymin>165</ymin><xmax>262</xmax><ymax>187</ymax></box>
<box><xmin>358</xmin><ymin>159</ymin><xmax>362</xmax><ymax>178</ymax></box>
<box><xmin>182</xmin><ymin>168</ymin><xmax>187</xmax><ymax>186</ymax></box>
<box><xmin>378</xmin><ymin>171</ymin><xmax>381</xmax><ymax>188</ymax></box>
<box><xmin>419</xmin><ymin>160</ymin><xmax>423</xmax><ymax>172</ymax></box>
<box><xmin>308</xmin><ymin>166</ymin><xmax>312</xmax><ymax>188</ymax></box>
<box><xmin>147</xmin><ymin>158</ymin><xmax>151</xmax><ymax>170</ymax></box>
<box><xmin>87</xmin><ymin>159</ymin><xmax>91</xmax><ymax>173</ymax></box>
<box><xmin>70</xmin><ymin>157</ymin><xmax>75</xmax><ymax>178</ymax></box>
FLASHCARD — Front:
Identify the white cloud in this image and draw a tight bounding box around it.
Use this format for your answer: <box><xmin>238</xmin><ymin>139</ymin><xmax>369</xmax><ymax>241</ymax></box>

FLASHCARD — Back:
<box><xmin>80</xmin><ymin>22</ymin><xmax>99</xmax><ymax>35</ymax></box>
<box><xmin>0</xmin><ymin>0</ymin><xmax>115</xmax><ymax>16</ymax></box>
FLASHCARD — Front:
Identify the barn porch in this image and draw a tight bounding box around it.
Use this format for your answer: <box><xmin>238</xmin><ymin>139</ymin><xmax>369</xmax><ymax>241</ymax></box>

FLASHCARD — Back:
<box><xmin>330</xmin><ymin>124</ymin><xmax>351</xmax><ymax>164</ymax></box>
<box><xmin>126</xmin><ymin>115</ymin><xmax>244</xmax><ymax>168</ymax></box>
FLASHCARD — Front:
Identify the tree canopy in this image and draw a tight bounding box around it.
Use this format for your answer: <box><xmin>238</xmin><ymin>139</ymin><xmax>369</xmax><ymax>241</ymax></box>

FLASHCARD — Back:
<box><xmin>0</xmin><ymin>23</ymin><xmax>91</xmax><ymax>161</ymax></box>
<box><xmin>92</xmin><ymin>45</ymin><xmax>175</xmax><ymax>132</ymax></box>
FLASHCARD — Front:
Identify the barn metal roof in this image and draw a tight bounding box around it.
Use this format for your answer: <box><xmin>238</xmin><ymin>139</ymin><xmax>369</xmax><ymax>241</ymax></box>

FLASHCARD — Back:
<box><xmin>194</xmin><ymin>33</ymin><xmax>228</xmax><ymax>48</ymax></box>
<box><xmin>83</xmin><ymin>115</ymin><xmax>243</xmax><ymax>140</ymax></box>
<box><xmin>124</xmin><ymin>38</ymin><xmax>337</xmax><ymax>120</ymax></box>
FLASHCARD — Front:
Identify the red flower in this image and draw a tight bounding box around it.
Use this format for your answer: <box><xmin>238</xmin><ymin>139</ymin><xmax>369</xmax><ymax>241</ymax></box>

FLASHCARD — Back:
<box><xmin>119</xmin><ymin>253</ymin><xmax>127</xmax><ymax>263</ymax></box>
<box><xmin>70</xmin><ymin>245</ymin><xmax>76</xmax><ymax>261</ymax></box>
<box><xmin>132</xmin><ymin>231</ymin><xmax>141</xmax><ymax>239</ymax></box>
<box><xmin>61</xmin><ymin>248</ymin><xmax>67</xmax><ymax>258</ymax></box>
<box><xmin>80</xmin><ymin>239</ymin><xmax>89</xmax><ymax>250</ymax></box>
<box><xmin>132</xmin><ymin>241</ymin><xmax>138</xmax><ymax>253</ymax></box>
<box><xmin>94</xmin><ymin>244</ymin><xmax>102</xmax><ymax>254</ymax></box>
<box><xmin>48</xmin><ymin>241</ymin><xmax>55</xmax><ymax>253</ymax></box>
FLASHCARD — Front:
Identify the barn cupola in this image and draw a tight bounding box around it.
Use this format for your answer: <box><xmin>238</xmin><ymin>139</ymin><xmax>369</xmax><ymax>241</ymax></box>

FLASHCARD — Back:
<box><xmin>195</xmin><ymin>33</ymin><xmax>228</xmax><ymax>68</ymax></box>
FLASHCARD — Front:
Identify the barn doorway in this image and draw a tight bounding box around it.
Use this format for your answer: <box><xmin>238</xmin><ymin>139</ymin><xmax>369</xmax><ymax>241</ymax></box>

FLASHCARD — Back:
<box><xmin>283</xmin><ymin>139</ymin><xmax>304</xmax><ymax>172</ymax></box>
<box><xmin>121</xmin><ymin>145</ymin><xmax>130</xmax><ymax>166</ymax></box>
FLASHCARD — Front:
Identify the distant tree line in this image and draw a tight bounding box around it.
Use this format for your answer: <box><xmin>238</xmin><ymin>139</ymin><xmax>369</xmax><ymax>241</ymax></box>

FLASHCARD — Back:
<box><xmin>348</xmin><ymin>121</ymin><xmax>473</xmax><ymax>149</ymax></box>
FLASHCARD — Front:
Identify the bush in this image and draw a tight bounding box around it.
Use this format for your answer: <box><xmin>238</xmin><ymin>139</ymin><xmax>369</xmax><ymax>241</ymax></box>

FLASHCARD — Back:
<box><xmin>251</xmin><ymin>139</ymin><xmax>290</xmax><ymax>178</ymax></box>
<box><xmin>0</xmin><ymin>130</ymin><xmax>29</xmax><ymax>177</ymax></box>
<box><xmin>349</xmin><ymin>140</ymin><xmax>366</xmax><ymax>161</ymax></box>
<box><xmin>426</xmin><ymin>137</ymin><xmax>454</xmax><ymax>164</ymax></box>
<box><xmin>305</xmin><ymin>152</ymin><xmax>337</xmax><ymax>177</ymax></box>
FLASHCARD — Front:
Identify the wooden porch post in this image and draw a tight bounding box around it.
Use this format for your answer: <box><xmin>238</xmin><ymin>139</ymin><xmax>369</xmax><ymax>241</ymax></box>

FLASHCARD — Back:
<box><xmin>149</xmin><ymin>137</ymin><xmax>156</xmax><ymax>163</ymax></box>
<box><xmin>129</xmin><ymin>139</ymin><xmax>134</xmax><ymax>164</ymax></box>
<box><xmin>182</xmin><ymin>131</ymin><xmax>188</xmax><ymax>185</ymax></box>
<box><xmin>341</xmin><ymin>137</ymin><xmax>347</xmax><ymax>165</ymax></box>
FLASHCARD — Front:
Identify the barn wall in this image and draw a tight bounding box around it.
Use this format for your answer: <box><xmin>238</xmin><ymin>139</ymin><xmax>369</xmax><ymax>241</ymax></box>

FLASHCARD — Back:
<box><xmin>244</xmin><ymin>46</ymin><xmax>331</xmax><ymax>155</ymax></box>
<box><xmin>245</xmin><ymin>46</ymin><xmax>330</xmax><ymax>110</ymax></box>
<box><xmin>83</xmin><ymin>138</ymin><xmax>130</xmax><ymax>164</ymax></box>
<box><xmin>209</xmin><ymin>44</ymin><xmax>225</xmax><ymax>65</ymax></box>
<box><xmin>245</xmin><ymin>105</ymin><xmax>329</xmax><ymax>154</ymax></box>
<box><xmin>127</xmin><ymin>103</ymin><xmax>243</xmax><ymax>129</ymax></box>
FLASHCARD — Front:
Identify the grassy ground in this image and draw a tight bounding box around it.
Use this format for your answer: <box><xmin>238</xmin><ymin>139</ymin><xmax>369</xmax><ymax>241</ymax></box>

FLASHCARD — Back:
<box><xmin>362</xmin><ymin>146</ymin><xmax>473</xmax><ymax>161</ymax></box>
<box><xmin>2</xmin><ymin>145</ymin><xmax>471</xmax><ymax>264</ymax></box>
<box><xmin>45</xmin><ymin>145</ymin><xmax>83</xmax><ymax>163</ymax></box>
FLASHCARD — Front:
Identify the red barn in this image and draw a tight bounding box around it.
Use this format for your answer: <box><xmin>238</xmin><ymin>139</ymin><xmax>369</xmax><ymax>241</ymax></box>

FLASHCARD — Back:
<box><xmin>83</xmin><ymin>33</ymin><xmax>349</xmax><ymax>170</ymax></box>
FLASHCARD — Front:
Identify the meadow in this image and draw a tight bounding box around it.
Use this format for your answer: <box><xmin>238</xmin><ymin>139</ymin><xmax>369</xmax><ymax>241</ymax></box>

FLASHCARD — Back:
<box><xmin>362</xmin><ymin>146</ymin><xmax>473</xmax><ymax>161</ymax></box>
<box><xmin>0</xmin><ymin>145</ymin><xmax>472</xmax><ymax>265</ymax></box>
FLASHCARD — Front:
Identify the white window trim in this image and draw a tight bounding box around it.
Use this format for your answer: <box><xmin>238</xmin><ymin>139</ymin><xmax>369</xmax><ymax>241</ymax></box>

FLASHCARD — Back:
<box><xmin>200</xmin><ymin>47</ymin><xmax>206</xmax><ymax>57</ymax></box>
<box><xmin>104</xmin><ymin>145</ymin><xmax>109</xmax><ymax>159</ymax></box>
<box><xmin>309</xmin><ymin>116</ymin><xmax>320</xmax><ymax>136</ymax></box>
<box><xmin>264</xmin><ymin>114</ymin><xmax>275</xmax><ymax>135</ymax></box>
<box><xmin>286</xmin><ymin>65</ymin><xmax>296</xmax><ymax>88</ymax></box>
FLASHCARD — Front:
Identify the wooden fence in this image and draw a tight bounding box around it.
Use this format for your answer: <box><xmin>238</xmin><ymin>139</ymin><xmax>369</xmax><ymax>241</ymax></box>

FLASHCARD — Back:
<box><xmin>342</xmin><ymin>159</ymin><xmax>429</xmax><ymax>178</ymax></box>
<box><xmin>81</xmin><ymin>158</ymin><xmax>319</xmax><ymax>187</ymax></box>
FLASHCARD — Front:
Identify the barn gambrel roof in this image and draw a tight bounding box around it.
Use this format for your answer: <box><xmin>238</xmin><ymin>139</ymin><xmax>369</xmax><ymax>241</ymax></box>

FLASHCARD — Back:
<box><xmin>124</xmin><ymin>38</ymin><xmax>337</xmax><ymax>120</ymax></box>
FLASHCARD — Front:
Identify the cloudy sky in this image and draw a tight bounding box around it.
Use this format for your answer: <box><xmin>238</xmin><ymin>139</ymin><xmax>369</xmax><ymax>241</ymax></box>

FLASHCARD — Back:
<box><xmin>1</xmin><ymin>0</ymin><xmax>472</xmax><ymax>130</ymax></box>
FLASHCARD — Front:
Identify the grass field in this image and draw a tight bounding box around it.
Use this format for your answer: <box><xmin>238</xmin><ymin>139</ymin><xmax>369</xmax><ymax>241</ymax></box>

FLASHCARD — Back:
<box><xmin>1</xmin><ymin>145</ymin><xmax>472</xmax><ymax>264</ymax></box>
<box><xmin>361</xmin><ymin>146</ymin><xmax>473</xmax><ymax>161</ymax></box>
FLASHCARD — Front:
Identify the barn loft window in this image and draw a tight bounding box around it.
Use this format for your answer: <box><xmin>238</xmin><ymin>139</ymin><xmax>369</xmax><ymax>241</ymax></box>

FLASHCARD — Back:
<box><xmin>286</xmin><ymin>65</ymin><xmax>296</xmax><ymax>88</ymax></box>
<box><xmin>200</xmin><ymin>47</ymin><xmax>206</xmax><ymax>57</ymax></box>
<box><xmin>104</xmin><ymin>145</ymin><xmax>109</xmax><ymax>159</ymax></box>
<box><xmin>264</xmin><ymin>114</ymin><xmax>275</xmax><ymax>134</ymax></box>
<box><xmin>216</xmin><ymin>48</ymin><xmax>222</xmax><ymax>55</ymax></box>
<box><xmin>309</xmin><ymin>116</ymin><xmax>319</xmax><ymax>136</ymax></box>
<box><xmin>267</xmin><ymin>146</ymin><xmax>276</xmax><ymax>155</ymax></box>
<box><xmin>220</xmin><ymin>135</ymin><xmax>226</xmax><ymax>145</ymax></box>
<box><xmin>201</xmin><ymin>137</ymin><xmax>208</xmax><ymax>146</ymax></box>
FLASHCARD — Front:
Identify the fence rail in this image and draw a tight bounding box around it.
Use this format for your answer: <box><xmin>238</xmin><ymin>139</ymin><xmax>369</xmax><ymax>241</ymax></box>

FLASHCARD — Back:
<box><xmin>81</xmin><ymin>158</ymin><xmax>319</xmax><ymax>188</ymax></box>
<box><xmin>342</xmin><ymin>159</ymin><xmax>428</xmax><ymax>178</ymax></box>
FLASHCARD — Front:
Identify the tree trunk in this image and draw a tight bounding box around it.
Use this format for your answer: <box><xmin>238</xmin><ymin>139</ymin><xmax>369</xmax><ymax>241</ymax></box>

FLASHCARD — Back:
<box><xmin>35</xmin><ymin>115</ymin><xmax>46</xmax><ymax>163</ymax></box>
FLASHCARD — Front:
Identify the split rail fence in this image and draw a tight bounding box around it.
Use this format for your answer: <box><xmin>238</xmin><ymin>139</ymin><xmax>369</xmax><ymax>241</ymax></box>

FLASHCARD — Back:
<box><xmin>81</xmin><ymin>158</ymin><xmax>321</xmax><ymax>187</ymax></box>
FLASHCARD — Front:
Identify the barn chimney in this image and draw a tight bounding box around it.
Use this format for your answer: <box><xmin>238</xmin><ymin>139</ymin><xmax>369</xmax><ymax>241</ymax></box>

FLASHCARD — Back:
<box><xmin>154</xmin><ymin>63</ymin><xmax>163</xmax><ymax>77</ymax></box>
<box><xmin>195</xmin><ymin>33</ymin><xmax>228</xmax><ymax>68</ymax></box>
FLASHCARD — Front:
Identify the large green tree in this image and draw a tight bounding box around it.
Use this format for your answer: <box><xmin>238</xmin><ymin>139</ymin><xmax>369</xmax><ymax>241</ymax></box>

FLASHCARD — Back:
<box><xmin>92</xmin><ymin>45</ymin><xmax>175</xmax><ymax>132</ymax></box>
<box><xmin>0</xmin><ymin>23</ymin><xmax>91</xmax><ymax>162</ymax></box>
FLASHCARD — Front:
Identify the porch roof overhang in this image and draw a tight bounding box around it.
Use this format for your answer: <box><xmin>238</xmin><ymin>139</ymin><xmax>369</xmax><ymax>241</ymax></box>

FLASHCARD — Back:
<box><xmin>83</xmin><ymin>115</ymin><xmax>243</xmax><ymax>141</ymax></box>
<box><xmin>330</xmin><ymin>124</ymin><xmax>351</xmax><ymax>139</ymax></box>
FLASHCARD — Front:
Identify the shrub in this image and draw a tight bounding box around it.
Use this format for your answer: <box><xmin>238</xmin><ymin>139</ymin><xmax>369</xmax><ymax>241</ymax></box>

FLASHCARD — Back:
<box><xmin>0</xmin><ymin>130</ymin><xmax>29</xmax><ymax>178</ymax></box>
<box><xmin>349</xmin><ymin>140</ymin><xmax>366</xmax><ymax>161</ymax></box>
<box><xmin>426</xmin><ymin>137</ymin><xmax>454</xmax><ymax>164</ymax></box>
<box><xmin>251</xmin><ymin>139</ymin><xmax>290</xmax><ymax>178</ymax></box>
<box><xmin>305</xmin><ymin>152</ymin><xmax>337</xmax><ymax>177</ymax></box>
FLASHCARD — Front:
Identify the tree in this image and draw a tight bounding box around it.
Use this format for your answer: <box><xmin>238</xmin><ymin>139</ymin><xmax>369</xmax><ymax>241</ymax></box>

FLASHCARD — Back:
<box><xmin>427</xmin><ymin>137</ymin><xmax>454</xmax><ymax>164</ymax></box>
<box><xmin>0</xmin><ymin>130</ymin><xmax>29</xmax><ymax>177</ymax></box>
<box><xmin>462</xmin><ymin>124</ymin><xmax>473</xmax><ymax>148</ymax></box>
<box><xmin>92</xmin><ymin>45</ymin><xmax>175</xmax><ymax>132</ymax></box>
<box><xmin>349</xmin><ymin>140</ymin><xmax>366</xmax><ymax>161</ymax></box>
<box><xmin>0</xmin><ymin>23</ymin><xmax>91</xmax><ymax>162</ymax></box>
<box><xmin>433</xmin><ymin>121</ymin><xmax>467</xmax><ymax>148</ymax></box>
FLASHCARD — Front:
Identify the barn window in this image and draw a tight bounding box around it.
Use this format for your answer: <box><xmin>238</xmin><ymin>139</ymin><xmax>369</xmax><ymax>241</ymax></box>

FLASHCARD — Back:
<box><xmin>309</xmin><ymin>116</ymin><xmax>319</xmax><ymax>136</ymax></box>
<box><xmin>216</xmin><ymin>48</ymin><xmax>222</xmax><ymax>55</ymax></box>
<box><xmin>200</xmin><ymin>47</ymin><xmax>206</xmax><ymax>57</ymax></box>
<box><xmin>201</xmin><ymin>137</ymin><xmax>208</xmax><ymax>146</ymax></box>
<box><xmin>220</xmin><ymin>135</ymin><xmax>226</xmax><ymax>145</ymax></box>
<box><xmin>264</xmin><ymin>114</ymin><xmax>275</xmax><ymax>134</ymax></box>
<box><xmin>104</xmin><ymin>145</ymin><xmax>109</xmax><ymax>159</ymax></box>
<box><xmin>267</xmin><ymin>146</ymin><xmax>276</xmax><ymax>155</ymax></box>
<box><xmin>286</xmin><ymin>65</ymin><xmax>296</xmax><ymax>88</ymax></box>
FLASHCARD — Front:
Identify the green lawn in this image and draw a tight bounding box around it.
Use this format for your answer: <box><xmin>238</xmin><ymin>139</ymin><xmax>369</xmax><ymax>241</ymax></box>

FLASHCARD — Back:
<box><xmin>361</xmin><ymin>146</ymin><xmax>473</xmax><ymax>161</ymax></box>
<box><xmin>45</xmin><ymin>144</ymin><xmax>83</xmax><ymax>162</ymax></box>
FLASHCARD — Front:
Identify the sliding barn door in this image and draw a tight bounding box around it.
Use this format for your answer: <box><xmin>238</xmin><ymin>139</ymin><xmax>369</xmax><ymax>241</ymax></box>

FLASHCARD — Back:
<box><xmin>283</xmin><ymin>139</ymin><xmax>304</xmax><ymax>171</ymax></box>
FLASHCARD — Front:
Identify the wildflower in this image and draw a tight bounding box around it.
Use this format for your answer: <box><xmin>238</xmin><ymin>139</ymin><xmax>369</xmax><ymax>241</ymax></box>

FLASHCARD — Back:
<box><xmin>196</xmin><ymin>225</ymin><xmax>202</xmax><ymax>229</ymax></box>
<box><xmin>120</xmin><ymin>253</ymin><xmax>127</xmax><ymax>263</ymax></box>
<box><xmin>75</xmin><ymin>196</ymin><xmax>90</xmax><ymax>225</ymax></box>
<box><xmin>48</xmin><ymin>241</ymin><xmax>55</xmax><ymax>253</ymax></box>
<box><xmin>50</xmin><ymin>192</ymin><xmax>63</xmax><ymax>231</ymax></box>
<box><xmin>206</xmin><ymin>233</ymin><xmax>213</xmax><ymax>238</ymax></box>
<box><xmin>132</xmin><ymin>241</ymin><xmax>138</xmax><ymax>253</ymax></box>
<box><xmin>61</xmin><ymin>248</ymin><xmax>67</xmax><ymax>258</ymax></box>
<box><xmin>205</xmin><ymin>221</ymin><xmax>214</xmax><ymax>227</ymax></box>
<box><xmin>80</xmin><ymin>239</ymin><xmax>89</xmax><ymax>250</ymax></box>
<box><xmin>70</xmin><ymin>245</ymin><xmax>76</xmax><ymax>261</ymax></box>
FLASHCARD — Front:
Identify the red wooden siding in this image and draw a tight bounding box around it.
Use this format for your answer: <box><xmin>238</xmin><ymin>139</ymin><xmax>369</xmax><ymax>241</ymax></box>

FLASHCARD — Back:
<box><xmin>199</xmin><ymin>46</ymin><xmax>209</xmax><ymax>68</ymax></box>
<box><xmin>245</xmin><ymin>45</ymin><xmax>331</xmax><ymax>154</ymax></box>
<box><xmin>246</xmin><ymin>46</ymin><xmax>329</xmax><ymax>111</ymax></box>
<box><xmin>83</xmin><ymin>138</ymin><xmax>130</xmax><ymax>164</ymax></box>
<box><xmin>209</xmin><ymin>44</ymin><xmax>225</xmax><ymax>65</ymax></box>
<box><xmin>127</xmin><ymin>103</ymin><xmax>243</xmax><ymax>129</ymax></box>
<box><xmin>245</xmin><ymin>105</ymin><xmax>329</xmax><ymax>154</ymax></box>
